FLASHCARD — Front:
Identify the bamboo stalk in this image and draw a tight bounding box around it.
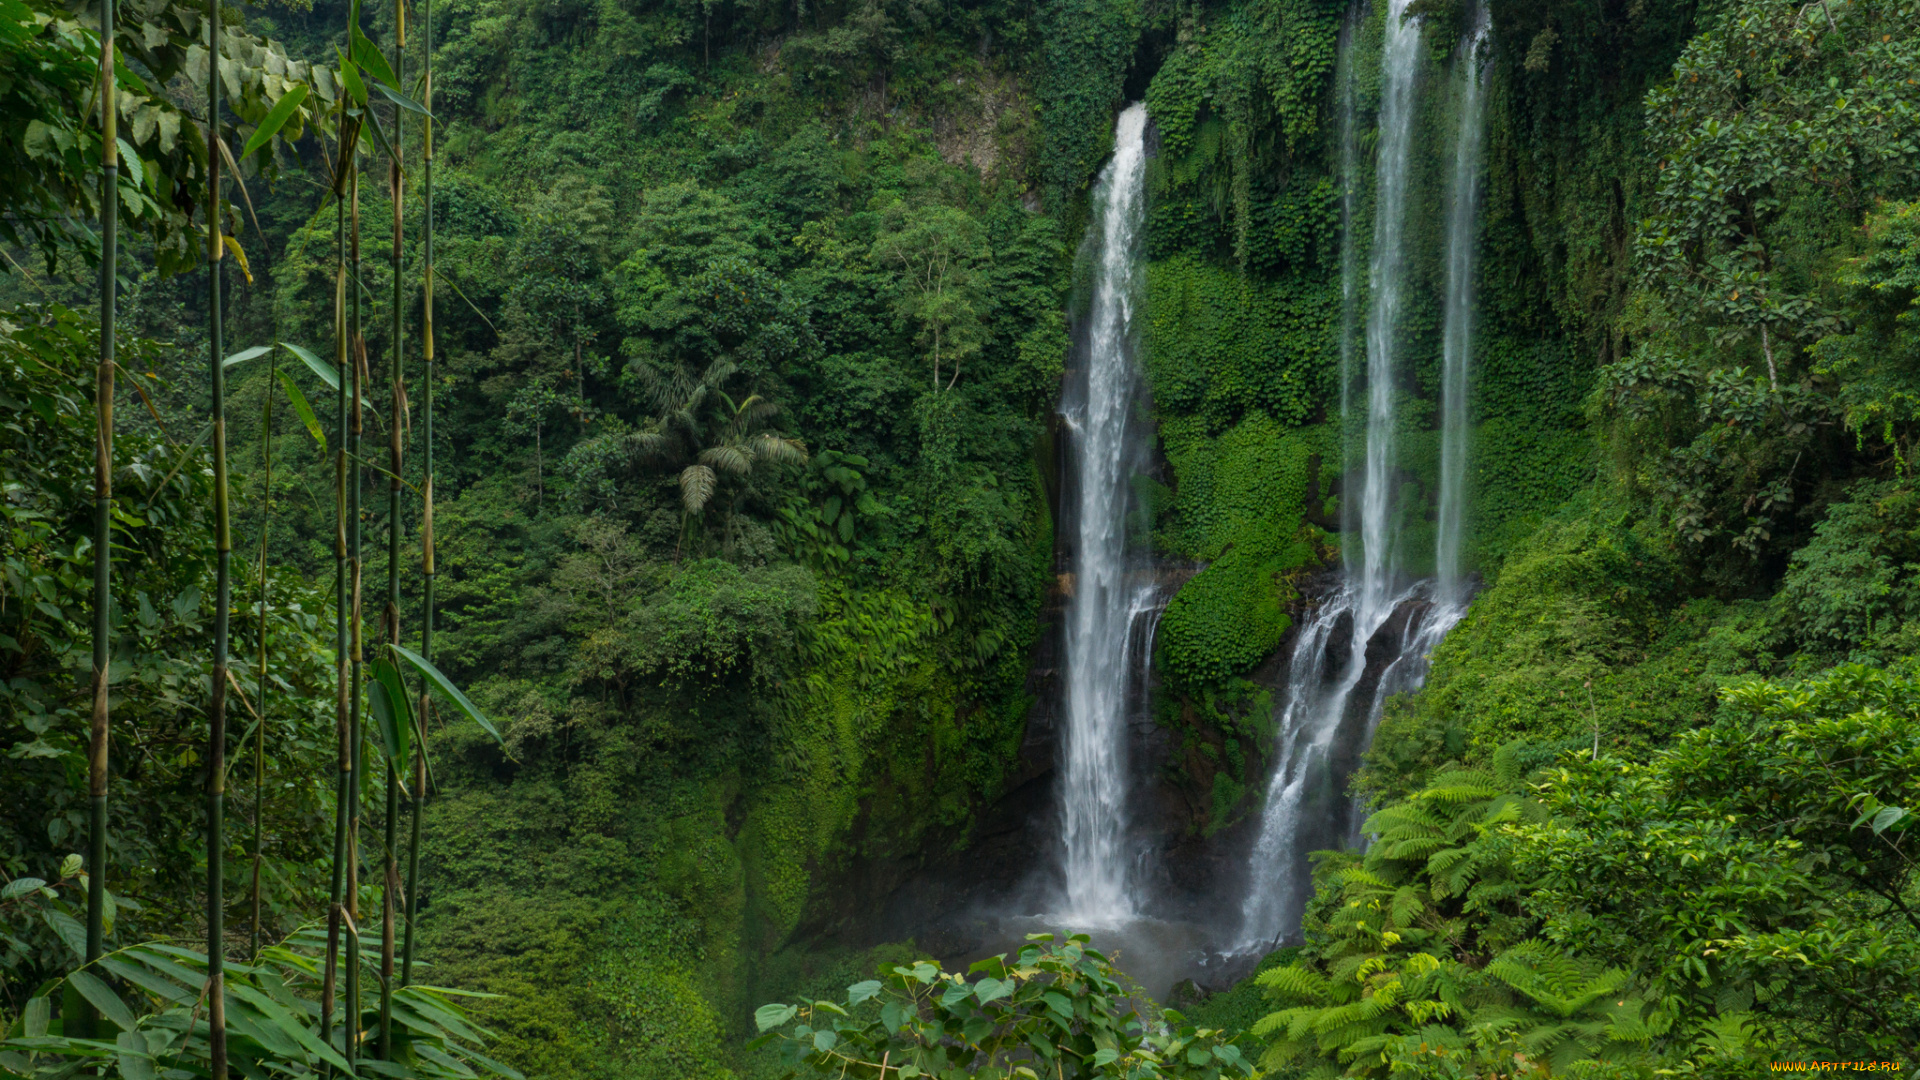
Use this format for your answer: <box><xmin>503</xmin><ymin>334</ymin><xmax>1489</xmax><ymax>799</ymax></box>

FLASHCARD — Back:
<box><xmin>345</xmin><ymin>163</ymin><xmax>365</xmax><ymax>1070</ymax></box>
<box><xmin>401</xmin><ymin>0</ymin><xmax>432</xmax><ymax>988</ymax></box>
<box><xmin>250</xmin><ymin>334</ymin><xmax>274</xmax><ymax>960</ymax></box>
<box><xmin>378</xmin><ymin>4</ymin><xmax>406</xmax><ymax>1054</ymax></box>
<box><xmin>205</xmin><ymin>0</ymin><xmax>230</xmax><ymax>1071</ymax></box>
<box><xmin>85</xmin><ymin>0</ymin><xmax>117</xmax><ymax>987</ymax></box>
<box><xmin>322</xmin><ymin>127</ymin><xmax>349</xmax><ymax>1065</ymax></box>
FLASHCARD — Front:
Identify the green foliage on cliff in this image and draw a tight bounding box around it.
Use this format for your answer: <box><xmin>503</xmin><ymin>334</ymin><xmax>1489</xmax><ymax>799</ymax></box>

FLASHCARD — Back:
<box><xmin>1268</xmin><ymin>665</ymin><xmax>1920</xmax><ymax>1069</ymax></box>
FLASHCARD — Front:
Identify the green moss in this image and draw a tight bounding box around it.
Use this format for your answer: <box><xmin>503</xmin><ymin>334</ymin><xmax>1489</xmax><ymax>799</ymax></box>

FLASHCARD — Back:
<box><xmin>1154</xmin><ymin>414</ymin><xmax>1329</xmax><ymax>684</ymax></box>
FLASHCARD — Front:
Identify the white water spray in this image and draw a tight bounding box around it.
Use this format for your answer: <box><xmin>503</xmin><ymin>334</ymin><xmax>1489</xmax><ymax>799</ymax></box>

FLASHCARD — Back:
<box><xmin>1059</xmin><ymin>103</ymin><xmax>1152</xmax><ymax>925</ymax></box>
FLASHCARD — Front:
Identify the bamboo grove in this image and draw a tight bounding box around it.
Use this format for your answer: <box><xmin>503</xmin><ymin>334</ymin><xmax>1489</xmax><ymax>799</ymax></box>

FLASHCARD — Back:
<box><xmin>0</xmin><ymin>0</ymin><xmax>510</xmax><ymax>1074</ymax></box>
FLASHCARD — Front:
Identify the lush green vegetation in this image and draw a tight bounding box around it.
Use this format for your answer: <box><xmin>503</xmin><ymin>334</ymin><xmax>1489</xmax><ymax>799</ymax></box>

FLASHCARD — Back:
<box><xmin>4</xmin><ymin>0</ymin><xmax>1920</xmax><ymax>1072</ymax></box>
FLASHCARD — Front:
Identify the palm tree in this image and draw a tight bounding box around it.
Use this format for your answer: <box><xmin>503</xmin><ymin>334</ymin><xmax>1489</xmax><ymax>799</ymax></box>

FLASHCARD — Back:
<box><xmin>623</xmin><ymin>362</ymin><xmax>806</xmax><ymax>554</ymax></box>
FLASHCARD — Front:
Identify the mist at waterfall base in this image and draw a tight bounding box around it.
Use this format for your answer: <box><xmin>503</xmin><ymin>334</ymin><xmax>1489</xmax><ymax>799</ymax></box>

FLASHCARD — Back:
<box><xmin>936</xmin><ymin>9</ymin><xmax>1495</xmax><ymax>997</ymax></box>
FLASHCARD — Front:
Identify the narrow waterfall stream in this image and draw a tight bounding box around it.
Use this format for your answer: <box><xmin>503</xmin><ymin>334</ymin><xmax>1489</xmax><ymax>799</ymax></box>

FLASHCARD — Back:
<box><xmin>1437</xmin><ymin>7</ymin><xmax>1492</xmax><ymax>603</ymax></box>
<box><xmin>1058</xmin><ymin>102</ymin><xmax>1152</xmax><ymax>925</ymax></box>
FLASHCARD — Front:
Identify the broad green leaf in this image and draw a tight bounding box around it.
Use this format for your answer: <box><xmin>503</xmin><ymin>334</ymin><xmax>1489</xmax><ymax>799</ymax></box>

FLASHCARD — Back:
<box><xmin>972</xmin><ymin>977</ymin><xmax>1012</xmax><ymax>1005</ymax></box>
<box><xmin>24</xmin><ymin>997</ymin><xmax>49</xmax><ymax>1037</ymax></box>
<box><xmin>1</xmin><ymin>878</ymin><xmax>45</xmax><ymax>900</ymax></box>
<box><xmin>67</xmin><ymin>971</ymin><xmax>137</xmax><ymax>1032</ymax></box>
<box><xmin>879</xmin><ymin>1001</ymin><xmax>904</xmax><ymax>1035</ymax></box>
<box><xmin>43</xmin><ymin>909</ymin><xmax>85</xmax><ymax>961</ymax></box>
<box><xmin>967</xmin><ymin>955</ymin><xmax>1007</xmax><ymax>981</ymax></box>
<box><xmin>223</xmin><ymin>345</ymin><xmax>272</xmax><ymax>368</ymax></box>
<box><xmin>337</xmin><ymin>51</ymin><xmax>366</xmax><ymax>106</ymax></box>
<box><xmin>368</xmin><ymin>658</ymin><xmax>414</xmax><ymax>771</ymax></box>
<box><xmin>350</xmin><ymin>29</ymin><xmax>398</xmax><ymax>90</ymax></box>
<box><xmin>1091</xmin><ymin>1048</ymin><xmax>1119</xmax><ymax>1067</ymax></box>
<box><xmin>754</xmin><ymin>1004</ymin><xmax>796</xmax><ymax>1033</ymax></box>
<box><xmin>1872</xmin><ymin>805</ymin><xmax>1906</xmax><ymax>834</ymax></box>
<box><xmin>278</xmin><ymin>371</ymin><xmax>327</xmax><ymax>451</ymax></box>
<box><xmin>240</xmin><ymin>84</ymin><xmax>310</xmax><ymax>160</ymax></box>
<box><xmin>391</xmin><ymin>644</ymin><xmax>504</xmax><ymax>749</ymax></box>
<box><xmin>116</xmin><ymin>1029</ymin><xmax>156</xmax><ymax>1080</ymax></box>
<box><xmin>846</xmin><ymin>980</ymin><xmax>881</xmax><ymax>1007</ymax></box>
<box><xmin>97</xmin><ymin>957</ymin><xmax>195</xmax><ymax>1006</ymax></box>
<box><xmin>115</xmin><ymin>140</ymin><xmax>143</xmax><ymax>189</ymax></box>
<box><xmin>811</xmin><ymin>1029</ymin><xmax>836</xmax><ymax>1053</ymax></box>
<box><xmin>227</xmin><ymin>983</ymin><xmax>352</xmax><ymax>1074</ymax></box>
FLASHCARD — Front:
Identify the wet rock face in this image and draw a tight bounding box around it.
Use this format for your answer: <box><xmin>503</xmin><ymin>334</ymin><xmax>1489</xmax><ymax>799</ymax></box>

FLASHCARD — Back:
<box><xmin>1324</xmin><ymin>609</ymin><xmax>1355</xmax><ymax>684</ymax></box>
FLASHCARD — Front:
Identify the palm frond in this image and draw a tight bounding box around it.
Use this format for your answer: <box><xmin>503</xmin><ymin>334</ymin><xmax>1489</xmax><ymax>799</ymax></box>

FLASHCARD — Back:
<box><xmin>752</xmin><ymin>433</ymin><xmax>808</xmax><ymax>466</ymax></box>
<box><xmin>679</xmin><ymin>464</ymin><xmax>716</xmax><ymax>513</ymax></box>
<box><xmin>701</xmin><ymin>444</ymin><xmax>753</xmax><ymax>476</ymax></box>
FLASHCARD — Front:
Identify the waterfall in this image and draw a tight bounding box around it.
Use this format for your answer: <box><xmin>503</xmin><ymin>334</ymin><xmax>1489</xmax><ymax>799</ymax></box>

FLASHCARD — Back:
<box><xmin>1357</xmin><ymin>0</ymin><xmax>1423</xmax><ymax>629</ymax></box>
<box><xmin>1059</xmin><ymin>102</ymin><xmax>1152</xmax><ymax>925</ymax></box>
<box><xmin>1238</xmin><ymin>2</ymin><xmax>1490</xmax><ymax>949</ymax></box>
<box><xmin>1436</xmin><ymin>8</ymin><xmax>1492</xmax><ymax>603</ymax></box>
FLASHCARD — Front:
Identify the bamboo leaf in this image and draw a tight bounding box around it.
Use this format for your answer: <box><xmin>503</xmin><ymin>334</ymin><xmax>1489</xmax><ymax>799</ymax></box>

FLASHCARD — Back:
<box><xmin>279</xmin><ymin>340</ymin><xmax>378</xmax><ymax>417</ymax></box>
<box><xmin>115</xmin><ymin>1029</ymin><xmax>156</xmax><ymax>1080</ymax></box>
<box><xmin>278</xmin><ymin>371</ymin><xmax>327</xmax><ymax>451</ymax></box>
<box><xmin>374</xmin><ymin>82</ymin><xmax>431</xmax><ymax>117</ymax></box>
<box><xmin>281</xmin><ymin>341</ymin><xmax>337</xmax><ymax>391</ymax></box>
<box><xmin>368</xmin><ymin>658</ymin><xmax>414</xmax><ymax>774</ymax></box>
<box><xmin>66</xmin><ymin>972</ymin><xmax>137</xmax><ymax>1032</ymax></box>
<box><xmin>97</xmin><ymin>958</ymin><xmax>195</xmax><ymax>1007</ymax></box>
<box><xmin>350</xmin><ymin>30</ymin><xmax>398</xmax><ymax>91</ymax></box>
<box><xmin>362</xmin><ymin>106</ymin><xmax>401</xmax><ymax>172</ymax></box>
<box><xmin>240</xmin><ymin>84</ymin><xmax>310</xmax><ymax>161</ymax></box>
<box><xmin>389</xmin><ymin>645</ymin><xmax>504</xmax><ymax>751</ymax></box>
<box><xmin>337</xmin><ymin>50</ymin><xmax>367</xmax><ymax>106</ymax></box>
<box><xmin>222</xmin><ymin>235</ymin><xmax>254</xmax><ymax>285</ymax></box>
<box><xmin>223</xmin><ymin>345</ymin><xmax>273</xmax><ymax>368</ymax></box>
<box><xmin>226</xmin><ymin>984</ymin><xmax>354</xmax><ymax>1075</ymax></box>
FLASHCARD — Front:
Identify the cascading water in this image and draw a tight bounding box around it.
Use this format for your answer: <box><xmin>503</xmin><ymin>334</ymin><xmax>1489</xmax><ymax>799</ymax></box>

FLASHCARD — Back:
<box><xmin>1238</xmin><ymin>1</ymin><xmax>1491</xmax><ymax>948</ymax></box>
<box><xmin>1437</xmin><ymin>7</ymin><xmax>1492</xmax><ymax>603</ymax></box>
<box><xmin>1058</xmin><ymin>102</ymin><xmax>1152</xmax><ymax>925</ymax></box>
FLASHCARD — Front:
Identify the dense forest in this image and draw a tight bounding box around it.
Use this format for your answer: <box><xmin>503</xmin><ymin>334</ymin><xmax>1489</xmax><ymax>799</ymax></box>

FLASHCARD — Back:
<box><xmin>3</xmin><ymin>0</ymin><xmax>1919</xmax><ymax>1074</ymax></box>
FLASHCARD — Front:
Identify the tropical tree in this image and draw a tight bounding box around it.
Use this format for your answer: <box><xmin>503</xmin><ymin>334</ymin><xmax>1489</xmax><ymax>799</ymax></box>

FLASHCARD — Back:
<box><xmin>1517</xmin><ymin>664</ymin><xmax>1920</xmax><ymax>1057</ymax></box>
<box><xmin>867</xmin><ymin>202</ymin><xmax>989</xmax><ymax>391</ymax></box>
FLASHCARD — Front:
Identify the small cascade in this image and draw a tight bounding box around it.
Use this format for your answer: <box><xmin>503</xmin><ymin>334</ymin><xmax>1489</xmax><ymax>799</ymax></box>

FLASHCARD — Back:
<box><xmin>1437</xmin><ymin>7</ymin><xmax>1492</xmax><ymax>603</ymax></box>
<box><xmin>1058</xmin><ymin>102</ymin><xmax>1153</xmax><ymax>925</ymax></box>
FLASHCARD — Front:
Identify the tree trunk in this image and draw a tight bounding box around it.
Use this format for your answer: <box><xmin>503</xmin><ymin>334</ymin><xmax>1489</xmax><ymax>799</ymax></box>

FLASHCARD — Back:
<box><xmin>85</xmin><ymin>0</ymin><xmax>116</xmax><ymax>993</ymax></box>
<box><xmin>205</xmin><ymin>0</ymin><xmax>230</xmax><ymax>1068</ymax></box>
<box><xmin>403</xmin><ymin>0</ymin><xmax>434</xmax><ymax>989</ymax></box>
